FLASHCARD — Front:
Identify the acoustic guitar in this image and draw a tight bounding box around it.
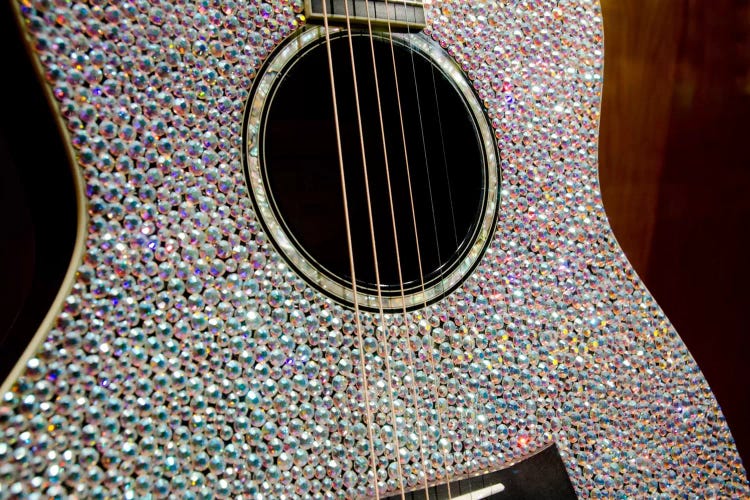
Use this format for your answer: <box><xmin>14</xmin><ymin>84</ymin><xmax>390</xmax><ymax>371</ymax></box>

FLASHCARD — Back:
<box><xmin>1</xmin><ymin>0</ymin><xmax>747</xmax><ymax>497</ymax></box>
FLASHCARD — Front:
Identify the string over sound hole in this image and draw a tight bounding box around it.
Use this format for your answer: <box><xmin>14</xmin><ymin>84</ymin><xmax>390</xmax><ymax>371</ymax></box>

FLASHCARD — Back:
<box><xmin>246</xmin><ymin>30</ymin><xmax>498</xmax><ymax>310</ymax></box>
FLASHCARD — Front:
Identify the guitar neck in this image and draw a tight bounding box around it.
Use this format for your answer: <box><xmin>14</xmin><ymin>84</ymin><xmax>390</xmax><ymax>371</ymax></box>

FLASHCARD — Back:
<box><xmin>305</xmin><ymin>0</ymin><xmax>427</xmax><ymax>30</ymax></box>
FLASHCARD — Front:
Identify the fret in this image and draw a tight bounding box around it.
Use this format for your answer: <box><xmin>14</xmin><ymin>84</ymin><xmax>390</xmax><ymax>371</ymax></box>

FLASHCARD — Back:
<box><xmin>305</xmin><ymin>0</ymin><xmax>427</xmax><ymax>31</ymax></box>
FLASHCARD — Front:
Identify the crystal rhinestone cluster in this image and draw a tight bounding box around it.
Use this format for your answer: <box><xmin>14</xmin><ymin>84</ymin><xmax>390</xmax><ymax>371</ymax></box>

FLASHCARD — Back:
<box><xmin>1</xmin><ymin>0</ymin><xmax>747</xmax><ymax>498</ymax></box>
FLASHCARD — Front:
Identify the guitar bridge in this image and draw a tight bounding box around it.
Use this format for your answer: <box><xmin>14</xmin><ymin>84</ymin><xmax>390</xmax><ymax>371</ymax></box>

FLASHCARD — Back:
<box><xmin>381</xmin><ymin>444</ymin><xmax>577</xmax><ymax>500</ymax></box>
<box><xmin>304</xmin><ymin>0</ymin><xmax>427</xmax><ymax>31</ymax></box>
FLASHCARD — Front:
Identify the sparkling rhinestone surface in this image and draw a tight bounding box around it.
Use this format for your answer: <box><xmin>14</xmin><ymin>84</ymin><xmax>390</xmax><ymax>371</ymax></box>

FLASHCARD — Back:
<box><xmin>1</xmin><ymin>0</ymin><xmax>747</xmax><ymax>497</ymax></box>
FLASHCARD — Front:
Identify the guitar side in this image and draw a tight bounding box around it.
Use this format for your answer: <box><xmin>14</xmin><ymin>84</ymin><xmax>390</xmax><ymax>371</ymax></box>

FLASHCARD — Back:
<box><xmin>0</xmin><ymin>0</ymin><xmax>88</xmax><ymax>395</ymax></box>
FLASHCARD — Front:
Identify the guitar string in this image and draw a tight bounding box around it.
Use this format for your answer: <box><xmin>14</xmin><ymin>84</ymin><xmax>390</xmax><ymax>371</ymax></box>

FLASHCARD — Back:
<box><xmin>430</xmin><ymin>1</ymin><xmax>494</xmax><ymax>484</ymax></box>
<box><xmin>361</xmin><ymin>0</ymin><xmax>431</xmax><ymax>497</ymax></box>
<box><xmin>404</xmin><ymin>10</ymin><xmax>445</xmax><ymax>292</ymax></box>
<box><xmin>383</xmin><ymin>0</ymin><xmax>453</xmax><ymax>497</ymax></box>
<box><xmin>340</xmin><ymin>1</ymin><xmax>407</xmax><ymax>497</ymax></box>
<box><xmin>318</xmin><ymin>3</ymin><xmax>381</xmax><ymax>498</ymax></box>
<box><xmin>411</xmin><ymin>5</ymin><xmax>478</xmax><ymax>491</ymax></box>
<box><xmin>428</xmin><ymin>61</ymin><xmax>459</xmax><ymax>248</ymax></box>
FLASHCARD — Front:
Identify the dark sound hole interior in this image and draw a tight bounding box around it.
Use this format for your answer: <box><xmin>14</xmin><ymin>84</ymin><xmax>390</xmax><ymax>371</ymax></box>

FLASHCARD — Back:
<box><xmin>262</xmin><ymin>33</ymin><xmax>486</xmax><ymax>297</ymax></box>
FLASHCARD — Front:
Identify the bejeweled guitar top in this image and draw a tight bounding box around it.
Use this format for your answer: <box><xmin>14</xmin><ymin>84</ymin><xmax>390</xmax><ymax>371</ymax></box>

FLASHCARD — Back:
<box><xmin>1</xmin><ymin>0</ymin><xmax>747</xmax><ymax>497</ymax></box>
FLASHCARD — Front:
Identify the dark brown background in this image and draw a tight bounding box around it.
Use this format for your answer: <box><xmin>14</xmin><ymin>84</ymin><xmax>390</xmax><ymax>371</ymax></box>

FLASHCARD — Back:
<box><xmin>599</xmin><ymin>0</ymin><xmax>750</xmax><ymax>471</ymax></box>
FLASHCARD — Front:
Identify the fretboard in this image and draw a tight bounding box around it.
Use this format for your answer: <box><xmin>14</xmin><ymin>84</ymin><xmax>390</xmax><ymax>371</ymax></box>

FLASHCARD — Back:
<box><xmin>305</xmin><ymin>0</ymin><xmax>426</xmax><ymax>30</ymax></box>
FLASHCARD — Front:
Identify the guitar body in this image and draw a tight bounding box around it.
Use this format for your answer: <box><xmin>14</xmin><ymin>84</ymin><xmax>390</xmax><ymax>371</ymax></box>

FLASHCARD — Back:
<box><xmin>1</xmin><ymin>0</ymin><xmax>747</xmax><ymax>497</ymax></box>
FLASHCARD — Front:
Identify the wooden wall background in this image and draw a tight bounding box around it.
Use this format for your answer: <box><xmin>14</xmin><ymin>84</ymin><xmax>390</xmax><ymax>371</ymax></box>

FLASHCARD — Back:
<box><xmin>599</xmin><ymin>0</ymin><xmax>750</xmax><ymax>470</ymax></box>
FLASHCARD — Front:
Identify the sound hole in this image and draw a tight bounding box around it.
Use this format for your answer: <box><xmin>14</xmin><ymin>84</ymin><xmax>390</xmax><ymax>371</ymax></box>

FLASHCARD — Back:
<box><xmin>258</xmin><ymin>32</ymin><xmax>491</xmax><ymax>306</ymax></box>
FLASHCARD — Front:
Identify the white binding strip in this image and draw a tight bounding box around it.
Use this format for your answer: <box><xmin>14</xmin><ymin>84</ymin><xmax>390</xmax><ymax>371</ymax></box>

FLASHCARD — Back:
<box><xmin>450</xmin><ymin>483</ymin><xmax>505</xmax><ymax>500</ymax></box>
